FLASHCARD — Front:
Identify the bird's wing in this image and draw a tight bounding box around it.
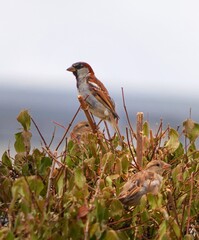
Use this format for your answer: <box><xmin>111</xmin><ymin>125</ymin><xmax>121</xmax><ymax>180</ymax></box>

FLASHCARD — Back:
<box><xmin>87</xmin><ymin>76</ymin><xmax>119</xmax><ymax>119</ymax></box>
<box><xmin>118</xmin><ymin>170</ymin><xmax>163</xmax><ymax>205</ymax></box>
<box><xmin>118</xmin><ymin>172</ymin><xmax>146</xmax><ymax>204</ymax></box>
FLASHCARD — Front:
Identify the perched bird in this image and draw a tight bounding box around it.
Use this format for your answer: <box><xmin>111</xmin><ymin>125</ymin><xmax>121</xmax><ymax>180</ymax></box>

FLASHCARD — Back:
<box><xmin>118</xmin><ymin>160</ymin><xmax>171</xmax><ymax>206</ymax></box>
<box><xmin>67</xmin><ymin>62</ymin><xmax>122</xmax><ymax>144</ymax></box>
<box><xmin>70</xmin><ymin>121</ymin><xmax>95</xmax><ymax>143</ymax></box>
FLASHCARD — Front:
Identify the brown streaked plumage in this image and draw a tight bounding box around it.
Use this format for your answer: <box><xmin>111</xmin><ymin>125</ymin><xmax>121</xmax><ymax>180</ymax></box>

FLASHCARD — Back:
<box><xmin>70</xmin><ymin>121</ymin><xmax>94</xmax><ymax>143</ymax></box>
<box><xmin>67</xmin><ymin>62</ymin><xmax>122</xmax><ymax>144</ymax></box>
<box><xmin>118</xmin><ymin>160</ymin><xmax>171</xmax><ymax>206</ymax></box>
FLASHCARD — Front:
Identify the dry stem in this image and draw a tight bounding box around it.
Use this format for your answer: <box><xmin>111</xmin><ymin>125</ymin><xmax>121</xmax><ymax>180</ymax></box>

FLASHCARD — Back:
<box><xmin>121</xmin><ymin>87</ymin><xmax>137</xmax><ymax>139</ymax></box>
<box><xmin>78</xmin><ymin>95</ymin><xmax>98</xmax><ymax>133</ymax></box>
<box><xmin>136</xmin><ymin>112</ymin><xmax>143</xmax><ymax>168</ymax></box>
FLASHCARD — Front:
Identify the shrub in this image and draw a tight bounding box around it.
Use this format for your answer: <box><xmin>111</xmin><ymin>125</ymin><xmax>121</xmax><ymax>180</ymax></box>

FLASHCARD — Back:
<box><xmin>0</xmin><ymin>110</ymin><xmax>198</xmax><ymax>239</ymax></box>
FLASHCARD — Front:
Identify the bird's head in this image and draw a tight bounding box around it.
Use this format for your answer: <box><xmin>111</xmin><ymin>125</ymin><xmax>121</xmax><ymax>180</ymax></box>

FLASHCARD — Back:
<box><xmin>67</xmin><ymin>62</ymin><xmax>94</xmax><ymax>78</ymax></box>
<box><xmin>145</xmin><ymin>160</ymin><xmax>171</xmax><ymax>175</ymax></box>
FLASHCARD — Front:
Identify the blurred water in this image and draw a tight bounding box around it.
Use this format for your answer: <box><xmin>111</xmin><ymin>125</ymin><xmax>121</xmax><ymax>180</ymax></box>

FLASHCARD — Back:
<box><xmin>0</xmin><ymin>87</ymin><xmax>199</xmax><ymax>156</ymax></box>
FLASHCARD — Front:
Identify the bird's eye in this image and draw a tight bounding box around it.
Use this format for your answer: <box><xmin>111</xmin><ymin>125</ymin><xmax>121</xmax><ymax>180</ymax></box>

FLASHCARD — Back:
<box><xmin>73</xmin><ymin>63</ymin><xmax>83</xmax><ymax>69</ymax></box>
<box><xmin>156</xmin><ymin>163</ymin><xmax>160</xmax><ymax>167</ymax></box>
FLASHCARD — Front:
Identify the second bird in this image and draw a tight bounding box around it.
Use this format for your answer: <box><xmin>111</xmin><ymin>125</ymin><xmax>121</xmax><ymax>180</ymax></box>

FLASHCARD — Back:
<box><xmin>67</xmin><ymin>62</ymin><xmax>122</xmax><ymax>143</ymax></box>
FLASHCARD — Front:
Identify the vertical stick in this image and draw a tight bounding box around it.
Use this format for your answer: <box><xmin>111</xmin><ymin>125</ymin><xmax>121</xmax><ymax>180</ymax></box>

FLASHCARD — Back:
<box><xmin>78</xmin><ymin>95</ymin><xmax>105</xmax><ymax>150</ymax></box>
<box><xmin>136</xmin><ymin>112</ymin><xmax>143</xmax><ymax>168</ymax></box>
<box><xmin>78</xmin><ymin>95</ymin><xmax>97</xmax><ymax>133</ymax></box>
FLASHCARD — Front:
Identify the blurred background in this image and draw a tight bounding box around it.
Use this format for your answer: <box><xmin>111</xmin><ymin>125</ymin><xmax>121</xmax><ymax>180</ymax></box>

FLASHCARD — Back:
<box><xmin>1</xmin><ymin>0</ymin><xmax>199</xmax><ymax>155</ymax></box>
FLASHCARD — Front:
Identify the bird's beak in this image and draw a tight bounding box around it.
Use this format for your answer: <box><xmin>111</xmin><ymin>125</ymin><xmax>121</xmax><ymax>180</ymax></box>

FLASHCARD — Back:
<box><xmin>66</xmin><ymin>66</ymin><xmax>76</xmax><ymax>72</ymax></box>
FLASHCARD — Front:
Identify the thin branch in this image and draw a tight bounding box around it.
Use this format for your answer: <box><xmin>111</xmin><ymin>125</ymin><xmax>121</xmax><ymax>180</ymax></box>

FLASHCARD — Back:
<box><xmin>31</xmin><ymin>117</ymin><xmax>48</xmax><ymax>149</ymax></box>
<box><xmin>104</xmin><ymin>121</ymin><xmax>111</xmax><ymax>141</ymax></box>
<box><xmin>46</xmin><ymin>151</ymin><xmax>57</xmax><ymax>202</ymax></box>
<box><xmin>121</xmin><ymin>87</ymin><xmax>137</xmax><ymax>139</ymax></box>
<box><xmin>84</xmin><ymin>217</ymin><xmax>90</xmax><ymax>240</ymax></box>
<box><xmin>48</xmin><ymin>126</ymin><xmax>56</xmax><ymax>148</ymax></box>
<box><xmin>55</xmin><ymin>105</ymin><xmax>81</xmax><ymax>151</ymax></box>
<box><xmin>78</xmin><ymin>95</ymin><xmax>97</xmax><ymax>133</ymax></box>
<box><xmin>136</xmin><ymin>112</ymin><xmax>143</xmax><ymax>168</ymax></box>
<box><xmin>53</xmin><ymin>121</ymin><xmax>67</xmax><ymax>130</ymax></box>
<box><xmin>186</xmin><ymin>172</ymin><xmax>194</xmax><ymax>234</ymax></box>
<box><xmin>150</xmin><ymin>124</ymin><xmax>170</xmax><ymax>160</ymax></box>
<box><xmin>126</xmin><ymin>127</ymin><xmax>140</xmax><ymax>170</ymax></box>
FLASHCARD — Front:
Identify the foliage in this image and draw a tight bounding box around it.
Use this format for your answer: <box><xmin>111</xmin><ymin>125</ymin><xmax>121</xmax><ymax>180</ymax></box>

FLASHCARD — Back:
<box><xmin>0</xmin><ymin>111</ymin><xmax>199</xmax><ymax>240</ymax></box>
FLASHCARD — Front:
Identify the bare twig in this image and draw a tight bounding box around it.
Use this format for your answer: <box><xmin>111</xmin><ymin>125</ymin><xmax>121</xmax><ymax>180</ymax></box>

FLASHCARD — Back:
<box><xmin>46</xmin><ymin>151</ymin><xmax>57</xmax><ymax>201</ymax></box>
<box><xmin>53</xmin><ymin>121</ymin><xmax>67</xmax><ymax>130</ymax></box>
<box><xmin>55</xmin><ymin>105</ymin><xmax>81</xmax><ymax>151</ymax></box>
<box><xmin>186</xmin><ymin>172</ymin><xmax>194</xmax><ymax>234</ymax></box>
<box><xmin>150</xmin><ymin>123</ymin><xmax>169</xmax><ymax>160</ymax></box>
<box><xmin>104</xmin><ymin>121</ymin><xmax>111</xmax><ymax>141</ymax></box>
<box><xmin>126</xmin><ymin>127</ymin><xmax>140</xmax><ymax>170</ymax></box>
<box><xmin>48</xmin><ymin>126</ymin><xmax>56</xmax><ymax>148</ymax></box>
<box><xmin>136</xmin><ymin>112</ymin><xmax>143</xmax><ymax>168</ymax></box>
<box><xmin>121</xmin><ymin>87</ymin><xmax>137</xmax><ymax>139</ymax></box>
<box><xmin>84</xmin><ymin>217</ymin><xmax>90</xmax><ymax>240</ymax></box>
<box><xmin>31</xmin><ymin>117</ymin><xmax>48</xmax><ymax>149</ymax></box>
<box><xmin>166</xmin><ymin>188</ymin><xmax>181</xmax><ymax>234</ymax></box>
<box><xmin>156</xmin><ymin>119</ymin><xmax>163</xmax><ymax>147</ymax></box>
<box><xmin>103</xmin><ymin>121</ymin><xmax>115</xmax><ymax>151</ymax></box>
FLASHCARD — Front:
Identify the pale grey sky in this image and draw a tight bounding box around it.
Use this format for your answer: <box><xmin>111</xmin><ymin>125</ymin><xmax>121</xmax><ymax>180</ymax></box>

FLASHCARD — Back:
<box><xmin>1</xmin><ymin>0</ymin><xmax>199</xmax><ymax>97</ymax></box>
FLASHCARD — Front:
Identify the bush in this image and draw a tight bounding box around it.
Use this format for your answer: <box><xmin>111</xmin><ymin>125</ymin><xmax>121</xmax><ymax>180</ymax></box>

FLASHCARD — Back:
<box><xmin>0</xmin><ymin>110</ymin><xmax>198</xmax><ymax>239</ymax></box>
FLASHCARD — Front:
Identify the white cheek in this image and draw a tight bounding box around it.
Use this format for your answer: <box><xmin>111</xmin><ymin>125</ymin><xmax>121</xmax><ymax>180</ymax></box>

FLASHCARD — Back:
<box><xmin>78</xmin><ymin>68</ymin><xmax>89</xmax><ymax>76</ymax></box>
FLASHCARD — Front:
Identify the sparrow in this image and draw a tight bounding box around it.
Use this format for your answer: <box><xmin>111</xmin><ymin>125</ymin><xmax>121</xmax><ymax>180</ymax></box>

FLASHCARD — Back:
<box><xmin>118</xmin><ymin>160</ymin><xmax>171</xmax><ymax>206</ymax></box>
<box><xmin>67</xmin><ymin>62</ymin><xmax>122</xmax><ymax>144</ymax></box>
<box><xmin>70</xmin><ymin>121</ymin><xmax>95</xmax><ymax>143</ymax></box>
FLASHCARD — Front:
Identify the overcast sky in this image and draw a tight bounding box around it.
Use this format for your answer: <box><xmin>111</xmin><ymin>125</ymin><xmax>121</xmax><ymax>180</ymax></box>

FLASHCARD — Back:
<box><xmin>1</xmin><ymin>0</ymin><xmax>199</xmax><ymax>98</ymax></box>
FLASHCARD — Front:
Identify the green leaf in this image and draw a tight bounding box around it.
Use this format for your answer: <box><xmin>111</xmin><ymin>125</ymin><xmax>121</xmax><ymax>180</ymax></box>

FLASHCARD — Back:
<box><xmin>176</xmin><ymin>194</ymin><xmax>187</xmax><ymax>208</ymax></box>
<box><xmin>74</xmin><ymin>167</ymin><xmax>86</xmax><ymax>188</ymax></box>
<box><xmin>65</xmin><ymin>155</ymin><xmax>74</xmax><ymax>168</ymax></box>
<box><xmin>11</xmin><ymin>176</ymin><xmax>43</xmax><ymax>204</ymax></box>
<box><xmin>22</xmin><ymin>163</ymin><xmax>30</xmax><ymax>176</ymax></box>
<box><xmin>5</xmin><ymin>231</ymin><xmax>15</xmax><ymax>240</ymax></box>
<box><xmin>183</xmin><ymin>118</ymin><xmax>199</xmax><ymax>142</ymax></box>
<box><xmin>105</xmin><ymin>230</ymin><xmax>120</xmax><ymax>240</ymax></box>
<box><xmin>165</xmin><ymin>128</ymin><xmax>180</xmax><ymax>153</ymax></box>
<box><xmin>2</xmin><ymin>151</ymin><xmax>12</xmax><ymax>168</ymax></box>
<box><xmin>11</xmin><ymin>177</ymin><xmax>29</xmax><ymax>207</ymax></box>
<box><xmin>101</xmin><ymin>152</ymin><xmax>114</xmax><ymax>173</ymax></box>
<box><xmin>158</xmin><ymin>221</ymin><xmax>167</xmax><ymax>239</ymax></box>
<box><xmin>96</xmin><ymin>200</ymin><xmax>108</xmax><ymax>223</ymax></box>
<box><xmin>0</xmin><ymin>178</ymin><xmax>12</xmax><ymax>202</ymax></box>
<box><xmin>105</xmin><ymin>176</ymin><xmax>112</xmax><ymax>187</ymax></box>
<box><xmin>27</xmin><ymin>176</ymin><xmax>44</xmax><ymax>196</ymax></box>
<box><xmin>14</xmin><ymin>132</ymin><xmax>25</xmax><ymax>152</ymax></box>
<box><xmin>17</xmin><ymin>110</ymin><xmax>31</xmax><ymax>131</ymax></box>
<box><xmin>121</xmin><ymin>155</ymin><xmax>129</xmax><ymax>173</ymax></box>
<box><xmin>109</xmin><ymin>199</ymin><xmax>123</xmax><ymax>217</ymax></box>
<box><xmin>14</xmin><ymin>131</ymin><xmax>32</xmax><ymax>153</ymax></box>
<box><xmin>172</xmin><ymin>220</ymin><xmax>181</xmax><ymax>238</ymax></box>
<box><xmin>143</xmin><ymin>121</ymin><xmax>150</xmax><ymax>137</ymax></box>
<box><xmin>173</xmin><ymin>142</ymin><xmax>184</xmax><ymax>158</ymax></box>
<box><xmin>39</xmin><ymin>157</ymin><xmax>52</xmax><ymax>175</ymax></box>
<box><xmin>147</xmin><ymin>193</ymin><xmax>158</xmax><ymax>209</ymax></box>
<box><xmin>57</xmin><ymin>169</ymin><xmax>65</xmax><ymax>196</ymax></box>
<box><xmin>90</xmin><ymin>223</ymin><xmax>100</xmax><ymax>238</ymax></box>
<box><xmin>184</xmin><ymin>234</ymin><xmax>195</xmax><ymax>240</ymax></box>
